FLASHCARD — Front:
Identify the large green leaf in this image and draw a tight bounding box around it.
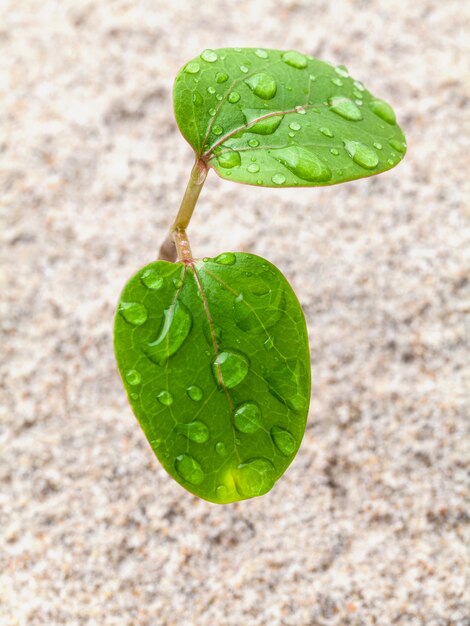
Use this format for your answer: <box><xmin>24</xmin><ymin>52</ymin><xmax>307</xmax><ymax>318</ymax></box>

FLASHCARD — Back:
<box><xmin>174</xmin><ymin>47</ymin><xmax>407</xmax><ymax>187</ymax></box>
<box><xmin>114</xmin><ymin>253</ymin><xmax>311</xmax><ymax>503</ymax></box>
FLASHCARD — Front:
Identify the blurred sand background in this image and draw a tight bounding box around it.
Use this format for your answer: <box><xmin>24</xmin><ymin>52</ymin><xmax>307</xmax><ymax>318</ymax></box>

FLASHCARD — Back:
<box><xmin>1</xmin><ymin>1</ymin><xmax>469</xmax><ymax>625</ymax></box>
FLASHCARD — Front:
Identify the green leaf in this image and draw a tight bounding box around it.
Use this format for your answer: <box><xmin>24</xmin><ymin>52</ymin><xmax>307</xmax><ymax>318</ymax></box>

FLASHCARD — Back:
<box><xmin>114</xmin><ymin>253</ymin><xmax>311</xmax><ymax>503</ymax></box>
<box><xmin>173</xmin><ymin>48</ymin><xmax>407</xmax><ymax>187</ymax></box>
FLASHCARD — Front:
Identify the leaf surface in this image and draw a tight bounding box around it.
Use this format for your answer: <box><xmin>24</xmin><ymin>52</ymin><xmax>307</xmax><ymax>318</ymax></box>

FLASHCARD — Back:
<box><xmin>114</xmin><ymin>253</ymin><xmax>311</xmax><ymax>503</ymax></box>
<box><xmin>174</xmin><ymin>48</ymin><xmax>407</xmax><ymax>187</ymax></box>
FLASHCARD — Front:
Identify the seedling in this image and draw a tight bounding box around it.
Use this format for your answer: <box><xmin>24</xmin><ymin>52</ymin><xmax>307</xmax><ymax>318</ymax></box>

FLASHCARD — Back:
<box><xmin>114</xmin><ymin>48</ymin><xmax>406</xmax><ymax>503</ymax></box>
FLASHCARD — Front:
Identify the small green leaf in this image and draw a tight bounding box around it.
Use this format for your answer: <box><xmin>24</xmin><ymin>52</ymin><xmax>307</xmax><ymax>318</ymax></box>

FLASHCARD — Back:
<box><xmin>173</xmin><ymin>48</ymin><xmax>407</xmax><ymax>187</ymax></box>
<box><xmin>114</xmin><ymin>253</ymin><xmax>311</xmax><ymax>503</ymax></box>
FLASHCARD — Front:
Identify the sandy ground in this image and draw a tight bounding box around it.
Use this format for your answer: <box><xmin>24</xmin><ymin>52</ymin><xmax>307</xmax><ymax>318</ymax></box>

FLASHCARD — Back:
<box><xmin>1</xmin><ymin>1</ymin><xmax>469</xmax><ymax>625</ymax></box>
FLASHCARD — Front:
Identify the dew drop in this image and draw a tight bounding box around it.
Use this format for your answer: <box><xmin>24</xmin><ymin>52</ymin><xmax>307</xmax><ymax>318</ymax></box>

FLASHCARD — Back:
<box><xmin>353</xmin><ymin>89</ymin><xmax>363</xmax><ymax>99</ymax></box>
<box><xmin>212</xmin><ymin>350</ymin><xmax>250</xmax><ymax>388</ymax></box>
<box><xmin>217</xmin><ymin>148</ymin><xmax>241</xmax><ymax>169</ymax></box>
<box><xmin>266</xmin><ymin>358</ymin><xmax>308</xmax><ymax>411</ymax></box>
<box><xmin>343</xmin><ymin>140</ymin><xmax>379</xmax><ymax>169</ymax></box>
<box><xmin>247</xmin><ymin>114</ymin><xmax>284</xmax><ymax>135</ymax></box>
<box><xmin>207</xmin><ymin>86</ymin><xmax>216</xmax><ymax>94</ymax></box>
<box><xmin>282</xmin><ymin>50</ymin><xmax>308</xmax><ymax>69</ymax></box>
<box><xmin>212</xmin><ymin>125</ymin><xmax>223</xmax><ymax>136</ymax></box>
<box><xmin>144</xmin><ymin>300</ymin><xmax>192</xmax><ymax>365</ymax></box>
<box><xmin>216</xmin><ymin>485</ymin><xmax>228</xmax><ymax>499</ymax></box>
<box><xmin>234</xmin><ymin>402</ymin><xmax>262</xmax><ymax>434</ymax></box>
<box><xmin>272</xmin><ymin>173</ymin><xmax>286</xmax><ymax>185</ymax></box>
<box><xmin>289</xmin><ymin>121</ymin><xmax>301</xmax><ymax>131</ymax></box>
<box><xmin>216</xmin><ymin>71</ymin><xmax>228</xmax><ymax>83</ymax></box>
<box><xmin>130</xmin><ymin>392</ymin><xmax>139</xmax><ymax>400</ymax></box>
<box><xmin>118</xmin><ymin>301</ymin><xmax>148</xmax><ymax>326</ymax></box>
<box><xmin>330</xmin><ymin>148</ymin><xmax>339</xmax><ymax>156</ymax></box>
<box><xmin>247</xmin><ymin>163</ymin><xmax>260</xmax><ymax>173</ymax></box>
<box><xmin>271</xmin><ymin>425</ymin><xmax>297</xmax><ymax>456</ymax></box>
<box><xmin>201</xmin><ymin>49</ymin><xmax>218</xmax><ymax>63</ymax></box>
<box><xmin>335</xmin><ymin>64</ymin><xmax>349</xmax><ymax>78</ymax></box>
<box><xmin>331</xmin><ymin>77</ymin><xmax>343</xmax><ymax>87</ymax></box>
<box><xmin>173</xmin><ymin>278</ymin><xmax>183</xmax><ymax>288</ymax></box>
<box><xmin>319</xmin><ymin>127</ymin><xmax>334</xmax><ymax>138</ymax></box>
<box><xmin>255</xmin><ymin>48</ymin><xmax>268</xmax><ymax>59</ymax></box>
<box><xmin>125</xmin><ymin>369</ymin><xmax>141</xmax><ymax>386</ymax></box>
<box><xmin>177</xmin><ymin>420</ymin><xmax>209</xmax><ymax>444</ymax></box>
<box><xmin>157</xmin><ymin>390</ymin><xmax>173</xmax><ymax>406</ymax></box>
<box><xmin>214</xmin><ymin>252</ymin><xmax>236</xmax><ymax>265</ymax></box>
<box><xmin>240</xmin><ymin>65</ymin><xmax>249</xmax><ymax>73</ymax></box>
<box><xmin>216</xmin><ymin>94</ymin><xmax>223</xmax><ymax>101</ymax></box>
<box><xmin>369</xmin><ymin>99</ymin><xmax>396</xmax><ymax>125</ymax></box>
<box><xmin>373</xmin><ymin>142</ymin><xmax>383</xmax><ymax>150</ymax></box>
<box><xmin>228</xmin><ymin>91</ymin><xmax>240</xmax><ymax>104</ymax></box>
<box><xmin>295</xmin><ymin>106</ymin><xmax>306</xmax><ymax>115</ymax></box>
<box><xmin>270</xmin><ymin>146</ymin><xmax>332</xmax><ymax>182</ymax></box>
<box><xmin>215</xmin><ymin>441</ymin><xmax>227</xmax><ymax>457</ymax></box>
<box><xmin>175</xmin><ymin>454</ymin><xmax>204</xmax><ymax>485</ymax></box>
<box><xmin>264</xmin><ymin>336</ymin><xmax>275</xmax><ymax>350</ymax></box>
<box><xmin>288</xmin><ymin>132</ymin><xmax>295</xmax><ymax>138</ymax></box>
<box><xmin>232</xmin><ymin>458</ymin><xmax>275</xmax><ymax>498</ymax></box>
<box><xmin>245</xmin><ymin>73</ymin><xmax>277</xmax><ymax>100</ymax></box>
<box><xmin>208</xmin><ymin>107</ymin><xmax>216</xmax><ymax>116</ymax></box>
<box><xmin>186</xmin><ymin>385</ymin><xmax>203</xmax><ymax>401</ymax></box>
<box><xmin>353</xmin><ymin>80</ymin><xmax>365</xmax><ymax>92</ymax></box>
<box><xmin>388</xmin><ymin>138</ymin><xmax>406</xmax><ymax>153</ymax></box>
<box><xmin>184</xmin><ymin>62</ymin><xmax>200</xmax><ymax>74</ymax></box>
<box><xmin>140</xmin><ymin>268</ymin><xmax>164</xmax><ymax>290</ymax></box>
<box><xmin>248</xmin><ymin>138</ymin><xmax>260</xmax><ymax>147</ymax></box>
<box><xmin>329</xmin><ymin>96</ymin><xmax>363</xmax><ymax>121</ymax></box>
<box><xmin>192</xmin><ymin>92</ymin><xmax>203</xmax><ymax>106</ymax></box>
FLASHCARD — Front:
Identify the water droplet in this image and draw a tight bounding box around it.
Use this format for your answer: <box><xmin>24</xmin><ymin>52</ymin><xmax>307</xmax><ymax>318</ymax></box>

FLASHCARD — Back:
<box><xmin>247</xmin><ymin>163</ymin><xmax>260</xmax><ymax>173</ymax></box>
<box><xmin>215</xmin><ymin>441</ymin><xmax>227</xmax><ymax>457</ymax></box>
<box><xmin>118</xmin><ymin>301</ymin><xmax>148</xmax><ymax>326</ymax></box>
<box><xmin>247</xmin><ymin>113</ymin><xmax>283</xmax><ymax>135</ymax></box>
<box><xmin>388</xmin><ymin>138</ymin><xmax>406</xmax><ymax>153</ymax></box>
<box><xmin>264</xmin><ymin>336</ymin><xmax>275</xmax><ymax>350</ymax></box>
<box><xmin>192</xmin><ymin>92</ymin><xmax>203</xmax><ymax>106</ymax></box>
<box><xmin>373</xmin><ymin>142</ymin><xmax>383</xmax><ymax>150</ymax></box>
<box><xmin>212</xmin><ymin>350</ymin><xmax>250</xmax><ymax>389</ymax></box>
<box><xmin>272</xmin><ymin>173</ymin><xmax>286</xmax><ymax>185</ymax></box>
<box><xmin>329</xmin><ymin>96</ymin><xmax>363</xmax><ymax>121</ymax></box>
<box><xmin>208</xmin><ymin>107</ymin><xmax>216</xmax><ymax>116</ymax></box>
<box><xmin>330</xmin><ymin>148</ymin><xmax>339</xmax><ymax>156</ymax></box>
<box><xmin>289</xmin><ymin>121</ymin><xmax>301</xmax><ymax>131</ymax></box>
<box><xmin>271</xmin><ymin>426</ymin><xmax>297</xmax><ymax>456</ymax></box>
<box><xmin>353</xmin><ymin>89</ymin><xmax>363</xmax><ymax>99</ymax></box>
<box><xmin>319</xmin><ymin>127</ymin><xmax>334</xmax><ymax>137</ymax></box>
<box><xmin>288</xmin><ymin>132</ymin><xmax>295</xmax><ymax>138</ymax></box>
<box><xmin>270</xmin><ymin>146</ymin><xmax>332</xmax><ymax>182</ymax></box>
<box><xmin>144</xmin><ymin>300</ymin><xmax>192</xmax><ymax>365</ymax></box>
<box><xmin>248</xmin><ymin>138</ymin><xmax>260</xmax><ymax>147</ymax></box>
<box><xmin>201</xmin><ymin>49</ymin><xmax>218</xmax><ymax>63</ymax></box>
<box><xmin>266</xmin><ymin>358</ymin><xmax>308</xmax><ymax>411</ymax></box>
<box><xmin>331</xmin><ymin>77</ymin><xmax>343</xmax><ymax>87</ymax></box>
<box><xmin>217</xmin><ymin>148</ymin><xmax>241</xmax><ymax>169</ymax></box>
<box><xmin>184</xmin><ymin>62</ymin><xmax>200</xmax><ymax>74</ymax></box>
<box><xmin>216</xmin><ymin>95</ymin><xmax>223</xmax><ymax>101</ymax></box>
<box><xmin>216</xmin><ymin>485</ymin><xmax>228</xmax><ymax>500</ymax></box>
<box><xmin>245</xmin><ymin>73</ymin><xmax>277</xmax><ymax>100</ymax></box>
<box><xmin>214</xmin><ymin>252</ymin><xmax>236</xmax><ymax>265</ymax></box>
<box><xmin>212</xmin><ymin>125</ymin><xmax>223</xmax><ymax>136</ymax></box>
<box><xmin>234</xmin><ymin>402</ymin><xmax>262</xmax><ymax>433</ymax></box>
<box><xmin>186</xmin><ymin>385</ymin><xmax>203</xmax><ymax>401</ymax></box>
<box><xmin>207</xmin><ymin>86</ymin><xmax>216</xmax><ymax>94</ymax></box>
<box><xmin>335</xmin><ymin>64</ymin><xmax>349</xmax><ymax>78</ymax></box>
<box><xmin>369</xmin><ymin>99</ymin><xmax>396</xmax><ymax>124</ymax></box>
<box><xmin>125</xmin><ymin>369</ymin><xmax>141</xmax><ymax>386</ymax></box>
<box><xmin>175</xmin><ymin>454</ymin><xmax>204</xmax><ymax>485</ymax></box>
<box><xmin>295</xmin><ymin>106</ymin><xmax>306</xmax><ymax>114</ymax></box>
<box><xmin>232</xmin><ymin>458</ymin><xmax>275</xmax><ymax>498</ymax></box>
<box><xmin>157</xmin><ymin>390</ymin><xmax>173</xmax><ymax>406</ymax></box>
<box><xmin>344</xmin><ymin>140</ymin><xmax>379</xmax><ymax>169</ymax></box>
<box><xmin>255</xmin><ymin>48</ymin><xmax>268</xmax><ymax>59</ymax></box>
<box><xmin>239</xmin><ymin>65</ymin><xmax>249</xmax><ymax>73</ymax></box>
<box><xmin>353</xmin><ymin>80</ymin><xmax>365</xmax><ymax>92</ymax></box>
<box><xmin>130</xmin><ymin>392</ymin><xmax>138</xmax><ymax>400</ymax></box>
<box><xmin>177</xmin><ymin>420</ymin><xmax>209</xmax><ymax>443</ymax></box>
<box><xmin>140</xmin><ymin>268</ymin><xmax>164</xmax><ymax>290</ymax></box>
<box><xmin>216</xmin><ymin>71</ymin><xmax>228</xmax><ymax>83</ymax></box>
<box><xmin>173</xmin><ymin>278</ymin><xmax>183</xmax><ymax>288</ymax></box>
<box><xmin>282</xmin><ymin>50</ymin><xmax>308</xmax><ymax>69</ymax></box>
<box><xmin>228</xmin><ymin>91</ymin><xmax>240</xmax><ymax>104</ymax></box>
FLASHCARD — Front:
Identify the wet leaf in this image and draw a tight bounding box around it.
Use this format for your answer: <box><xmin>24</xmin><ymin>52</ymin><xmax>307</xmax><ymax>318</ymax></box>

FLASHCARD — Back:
<box><xmin>114</xmin><ymin>253</ymin><xmax>311</xmax><ymax>503</ymax></box>
<box><xmin>174</xmin><ymin>48</ymin><xmax>406</xmax><ymax>187</ymax></box>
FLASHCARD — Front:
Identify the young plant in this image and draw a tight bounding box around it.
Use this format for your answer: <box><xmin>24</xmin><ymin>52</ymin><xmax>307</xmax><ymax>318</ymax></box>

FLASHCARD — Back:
<box><xmin>114</xmin><ymin>48</ymin><xmax>406</xmax><ymax>504</ymax></box>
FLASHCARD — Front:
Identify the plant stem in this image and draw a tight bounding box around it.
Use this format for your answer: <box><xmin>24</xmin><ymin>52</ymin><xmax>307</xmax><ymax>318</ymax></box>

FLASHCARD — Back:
<box><xmin>158</xmin><ymin>158</ymin><xmax>208</xmax><ymax>262</ymax></box>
